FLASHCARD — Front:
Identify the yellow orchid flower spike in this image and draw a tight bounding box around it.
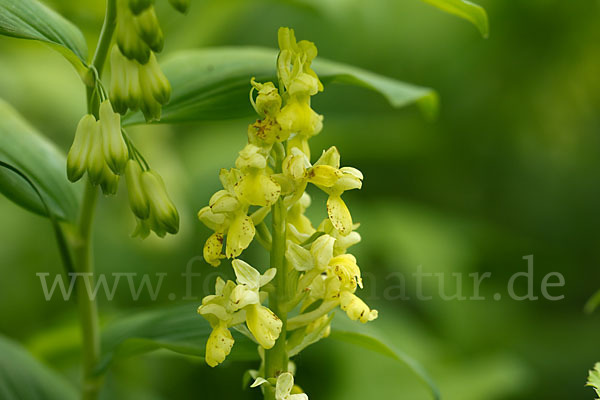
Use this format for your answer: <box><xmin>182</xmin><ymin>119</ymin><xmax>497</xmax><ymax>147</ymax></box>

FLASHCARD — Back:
<box><xmin>196</xmin><ymin>28</ymin><xmax>377</xmax><ymax>400</ymax></box>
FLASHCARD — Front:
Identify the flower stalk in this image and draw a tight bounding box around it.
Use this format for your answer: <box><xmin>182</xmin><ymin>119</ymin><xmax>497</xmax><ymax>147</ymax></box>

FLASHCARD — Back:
<box><xmin>76</xmin><ymin>0</ymin><xmax>117</xmax><ymax>398</ymax></box>
<box><xmin>264</xmin><ymin>174</ymin><xmax>289</xmax><ymax>396</ymax></box>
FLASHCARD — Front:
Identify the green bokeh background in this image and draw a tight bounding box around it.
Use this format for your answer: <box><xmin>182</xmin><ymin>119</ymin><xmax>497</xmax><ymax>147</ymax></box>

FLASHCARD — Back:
<box><xmin>1</xmin><ymin>0</ymin><xmax>599</xmax><ymax>399</ymax></box>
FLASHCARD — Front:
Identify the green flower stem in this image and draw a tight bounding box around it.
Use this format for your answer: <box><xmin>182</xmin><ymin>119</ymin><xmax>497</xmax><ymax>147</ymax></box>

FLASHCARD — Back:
<box><xmin>76</xmin><ymin>1</ymin><xmax>117</xmax><ymax>399</ymax></box>
<box><xmin>264</xmin><ymin>147</ymin><xmax>288</xmax><ymax>400</ymax></box>
<box><xmin>74</xmin><ymin>182</ymin><xmax>101</xmax><ymax>400</ymax></box>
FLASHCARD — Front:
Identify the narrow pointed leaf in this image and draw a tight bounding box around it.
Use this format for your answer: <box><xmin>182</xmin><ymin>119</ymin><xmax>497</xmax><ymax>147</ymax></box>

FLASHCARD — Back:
<box><xmin>0</xmin><ymin>335</ymin><xmax>77</xmax><ymax>400</ymax></box>
<box><xmin>0</xmin><ymin>99</ymin><xmax>80</xmax><ymax>221</ymax></box>
<box><xmin>123</xmin><ymin>47</ymin><xmax>437</xmax><ymax>125</ymax></box>
<box><xmin>420</xmin><ymin>0</ymin><xmax>489</xmax><ymax>38</ymax></box>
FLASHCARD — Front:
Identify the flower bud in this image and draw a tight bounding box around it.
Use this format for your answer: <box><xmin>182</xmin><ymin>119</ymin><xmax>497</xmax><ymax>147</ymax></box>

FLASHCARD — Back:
<box><xmin>67</xmin><ymin>114</ymin><xmax>96</xmax><ymax>182</ymax></box>
<box><xmin>235</xmin><ymin>144</ymin><xmax>267</xmax><ymax>170</ymax></box>
<box><xmin>110</xmin><ymin>45</ymin><xmax>142</xmax><ymax>114</ymax></box>
<box><xmin>116</xmin><ymin>1</ymin><xmax>150</xmax><ymax>64</ymax></box>
<box><xmin>251</xmin><ymin>79</ymin><xmax>281</xmax><ymax>117</ymax></box>
<box><xmin>86</xmin><ymin>122</ymin><xmax>106</xmax><ymax>185</ymax></box>
<box><xmin>139</xmin><ymin>53</ymin><xmax>171</xmax><ymax>105</ymax></box>
<box><xmin>128</xmin><ymin>0</ymin><xmax>153</xmax><ymax>15</ymax></box>
<box><xmin>125</xmin><ymin>160</ymin><xmax>150</xmax><ymax>219</ymax></box>
<box><xmin>147</xmin><ymin>212</ymin><xmax>167</xmax><ymax>238</ymax></box>
<box><xmin>288</xmin><ymin>72</ymin><xmax>320</xmax><ymax>98</ymax></box>
<box><xmin>133</xmin><ymin>6</ymin><xmax>164</xmax><ymax>53</ymax></box>
<box><xmin>245</xmin><ymin>304</ymin><xmax>282</xmax><ymax>349</ymax></box>
<box><xmin>132</xmin><ymin>217</ymin><xmax>151</xmax><ymax>239</ymax></box>
<box><xmin>100</xmin><ymin>164</ymin><xmax>120</xmax><ymax>195</ymax></box>
<box><xmin>109</xmin><ymin>46</ymin><xmax>128</xmax><ymax>115</ymax></box>
<box><xmin>168</xmin><ymin>0</ymin><xmax>190</xmax><ymax>14</ymax></box>
<box><xmin>277</xmin><ymin>100</ymin><xmax>323</xmax><ymax>137</ymax></box>
<box><xmin>99</xmin><ymin>100</ymin><xmax>128</xmax><ymax>174</ymax></box>
<box><xmin>139</xmin><ymin>82</ymin><xmax>162</xmax><ymax>122</ymax></box>
<box><xmin>141</xmin><ymin>170</ymin><xmax>179</xmax><ymax>234</ymax></box>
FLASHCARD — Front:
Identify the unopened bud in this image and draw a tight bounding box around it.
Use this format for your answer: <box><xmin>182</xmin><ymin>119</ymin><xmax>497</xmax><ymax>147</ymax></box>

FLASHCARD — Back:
<box><xmin>251</xmin><ymin>79</ymin><xmax>281</xmax><ymax>117</ymax></box>
<box><xmin>99</xmin><ymin>100</ymin><xmax>128</xmax><ymax>174</ymax></box>
<box><xmin>100</xmin><ymin>164</ymin><xmax>120</xmax><ymax>195</ymax></box>
<box><xmin>86</xmin><ymin>122</ymin><xmax>105</xmax><ymax>185</ymax></box>
<box><xmin>110</xmin><ymin>45</ymin><xmax>142</xmax><ymax>114</ymax></box>
<box><xmin>288</xmin><ymin>72</ymin><xmax>320</xmax><ymax>97</ymax></box>
<box><xmin>132</xmin><ymin>217</ymin><xmax>151</xmax><ymax>239</ymax></box>
<box><xmin>168</xmin><ymin>0</ymin><xmax>190</xmax><ymax>14</ymax></box>
<box><xmin>235</xmin><ymin>144</ymin><xmax>266</xmax><ymax>170</ymax></box>
<box><xmin>128</xmin><ymin>0</ymin><xmax>153</xmax><ymax>15</ymax></box>
<box><xmin>141</xmin><ymin>170</ymin><xmax>179</xmax><ymax>234</ymax></box>
<box><xmin>139</xmin><ymin>53</ymin><xmax>171</xmax><ymax>105</ymax></box>
<box><xmin>67</xmin><ymin>114</ymin><xmax>96</xmax><ymax>182</ymax></box>
<box><xmin>117</xmin><ymin>0</ymin><xmax>150</xmax><ymax>64</ymax></box>
<box><xmin>134</xmin><ymin>6</ymin><xmax>164</xmax><ymax>53</ymax></box>
<box><xmin>125</xmin><ymin>160</ymin><xmax>150</xmax><ymax>219</ymax></box>
<box><xmin>139</xmin><ymin>83</ymin><xmax>162</xmax><ymax>122</ymax></box>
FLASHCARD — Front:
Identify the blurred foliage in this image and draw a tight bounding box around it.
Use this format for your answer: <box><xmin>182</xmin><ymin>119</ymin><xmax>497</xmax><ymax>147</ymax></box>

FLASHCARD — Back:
<box><xmin>1</xmin><ymin>0</ymin><xmax>600</xmax><ymax>399</ymax></box>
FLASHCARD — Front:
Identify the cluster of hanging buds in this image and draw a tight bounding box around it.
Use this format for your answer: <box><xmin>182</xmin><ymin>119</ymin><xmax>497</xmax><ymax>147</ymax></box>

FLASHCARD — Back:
<box><xmin>67</xmin><ymin>100</ymin><xmax>127</xmax><ymax>195</ymax></box>
<box><xmin>110</xmin><ymin>0</ymin><xmax>188</xmax><ymax>121</ymax></box>
<box><xmin>196</xmin><ymin>27</ymin><xmax>377</xmax><ymax>399</ymax></box>
<box><xmin>66</xmin><ymin>96</ymin><xmax>178</xmax><ymax>237</ymax></box>
<box><xmin>66</xmin><ymin>0</ymin><xmax>188</xmax><ymax>237</ymax></box>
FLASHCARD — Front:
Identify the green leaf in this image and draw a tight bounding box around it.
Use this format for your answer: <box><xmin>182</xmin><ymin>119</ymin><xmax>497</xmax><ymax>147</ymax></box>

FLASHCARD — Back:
<box><xmin>0</xmin><ymin>335</ymin><xmax>77</xmax><ymax>400</ymax></box>
<box><xmin>0</xmin><ymin>99</ymin><xmax>80</xmax><ymax>221</ymax></box>
<box><xmin>0</xmin><ymin>0</ymin><xmax>88</xmax><ymax>75</ymax></box>
<box><xmin>97</xmin><ymin>304</ymin><xmax>259</xmax><ymax>374</ymax></box>
<box><xmin>330</xmin><ymin>315</ymin><xmax>441</xmax><ymax>400</ymax></box>
<box><xmin>123</xmin><ymin>47</ymin><xmax>438</xmax><ymax>125</ymax></box>
<box><xmin>588</xmin><ymin>363</ymin><xmax>600</xmax><ymax>399</ymax></box>
<box><xmin>420</xmin><ymin>0</ymin><xmax>489</xmax><ymax>38</ymax></box>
